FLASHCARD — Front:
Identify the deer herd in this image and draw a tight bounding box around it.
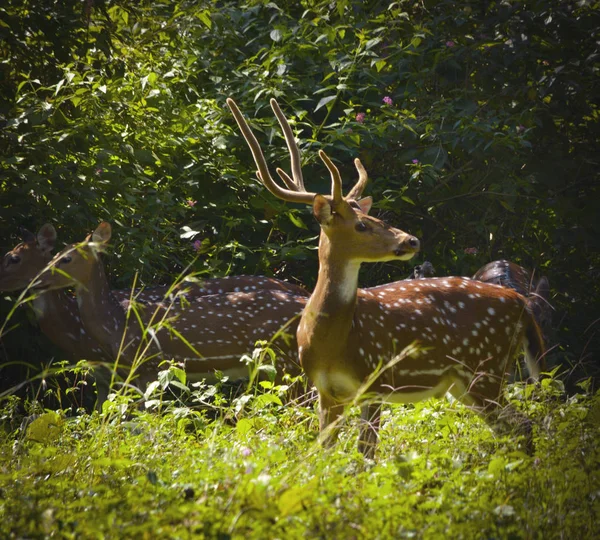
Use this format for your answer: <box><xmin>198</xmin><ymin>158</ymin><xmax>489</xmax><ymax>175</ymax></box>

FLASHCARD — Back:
<box><xmin>0</xmin><ymin>98</ymin><xmax>552</xmax><ymax>457</ymax></box>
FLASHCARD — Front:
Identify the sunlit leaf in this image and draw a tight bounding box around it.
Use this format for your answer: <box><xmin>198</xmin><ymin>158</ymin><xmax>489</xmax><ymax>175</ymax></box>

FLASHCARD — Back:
<box><xmin>315</xmin><ymin>95</ymin><xmax>336</xmax><ymax>111</ymax></box>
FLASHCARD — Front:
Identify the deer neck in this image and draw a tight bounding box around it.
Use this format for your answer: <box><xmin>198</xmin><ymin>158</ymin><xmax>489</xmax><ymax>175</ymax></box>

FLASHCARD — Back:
<box><xmin>302</xmin><ymin>234</ymin><xmax>360</xmax><ymax>347</ymax></box>
<box><xmin>75</xmin><ymin>260</ymin><xmax>126</xmax><ymax>354</ymax></box>
<box><xmin>32</xmin><ymin>289</ymin><xmax>72</xmax><ymax>322</ymax></box>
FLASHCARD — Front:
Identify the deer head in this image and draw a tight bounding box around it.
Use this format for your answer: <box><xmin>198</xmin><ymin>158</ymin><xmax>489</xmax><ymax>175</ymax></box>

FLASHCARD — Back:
<box><xmin>37</xmin><ymin>222</ymin><xmax>111</xmax><ymax>291</ymax></box>
<box><xmin>226</xmin><ymin>98</ymin><xmax>420</xmax><ymax>267</ymax></box>
<box><xmin>0</xmin><ymin>224</ymin><xmax>56</xmax><ymax>292</ymax></box>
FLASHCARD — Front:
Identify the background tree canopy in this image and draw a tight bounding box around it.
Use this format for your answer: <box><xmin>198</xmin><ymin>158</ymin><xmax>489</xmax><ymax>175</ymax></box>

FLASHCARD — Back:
<box><xmin>1</xmin><ymin>0</ymin><xmax>599</xmax><ymax>391</ymax></box>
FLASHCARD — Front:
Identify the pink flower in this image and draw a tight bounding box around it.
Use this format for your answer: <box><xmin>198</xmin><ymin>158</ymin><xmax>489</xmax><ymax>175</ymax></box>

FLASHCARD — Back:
<box><xmin>355</xmin><ymin>112</ymin><xmax>366</xmax><ymax>124</ymax></box>
<box><xmin>240</xmin><ymin>447</ymin><xmax>252</xmax><ymax>457</ymax></box>
<box><xmin>516</xmin><ymin>125</ymin><xmax>526</xmax><ymax>134</ymax></box>
<box><xmin>382</xmin><ymin>96</ymin><xmax>393</xmax><ymax>106</ymax></box>
<box><xmin>464</xmin><ymin>247</ymin><xmax>478</xmax><ymax>255</ymax></box>
<box><xmin>412</xmin><ymin>159</ymin><xmax>419</xmax><ymax>164</ymax></box>
<box><xmin>95</xmin><ymin>169</ymin><xmax>103</xmax><ymax>175</ymax></box>
<box><xmin>186</xmin><ymin>199</ymin><xmax>197</xmax><ymax>207</ymax></box>
<box><xmin>446</xmin><ymin>40</ymin><xmax>455</xmax><ymax>48</ymax></box>
<box><xmin>193</xmin><ymin>240</ymin><xmax>202</xmax><ymax>252</ymax></box>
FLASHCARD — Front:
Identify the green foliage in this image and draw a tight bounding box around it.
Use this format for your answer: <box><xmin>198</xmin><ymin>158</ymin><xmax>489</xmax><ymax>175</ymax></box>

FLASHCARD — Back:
<box><xmin>0</xmin><ymin>380</ymin><xmax>598</xmax><ymax>537</ymax></box>
<box><xmin>0</xmin><ymin>3</ymin><xmax>598</xmax><ymax>391</ymax></box>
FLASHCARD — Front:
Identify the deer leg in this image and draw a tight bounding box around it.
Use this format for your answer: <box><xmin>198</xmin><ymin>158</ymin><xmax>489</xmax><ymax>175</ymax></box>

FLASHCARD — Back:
<box><xmin>318</xmin><ymin>393</ymin><xmax>345</xmax><ymax>448</ymax></box>
<box><xmin>461</xmin><ymin>376</ymin><xmax>534</xmax><ymax>454</ymax></box>
<box><xmin>358</xmin><ymin>403</ymin><xmax>381</xmax><ymax>459</ymax></box>
<box><xmin>93</xmin><ymin>364</ymin><xmax>112</xmax><ymax>412</ymax></box>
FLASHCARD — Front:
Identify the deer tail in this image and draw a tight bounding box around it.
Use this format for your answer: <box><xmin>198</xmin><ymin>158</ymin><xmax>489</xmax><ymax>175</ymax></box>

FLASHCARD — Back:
<box><xmin>523</xmin><ymin>310</ymin><xmax>546</xmax><ymax>380</ymax></box>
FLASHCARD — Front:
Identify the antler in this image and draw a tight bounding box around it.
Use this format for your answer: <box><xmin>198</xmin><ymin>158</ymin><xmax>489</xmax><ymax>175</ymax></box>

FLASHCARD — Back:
<box><xmin>227</xmin><ymin>97</ymin><xmax>370</xmax><ymax>205</ymax></box>
<box><xmin>269</xmin><ymin>99</ymin><xmax>306</xmax><ymax>193</ymax></box>
<box><xmin>226</xmin><ymin>98</ymin><xmax>314</xmax><ymax>204</ymax></box>
<box><xmin>347</xmin><ymin>158</ymin><xmax>369</xmax><ymax>200</ymax></box>
<box><xmin>318</xmin><ymin>150</ymin><xmax>343</xmax><ymax>204</ymax></box>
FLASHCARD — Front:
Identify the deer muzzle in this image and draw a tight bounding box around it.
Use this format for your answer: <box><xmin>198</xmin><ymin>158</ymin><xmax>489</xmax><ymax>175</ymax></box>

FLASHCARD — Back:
<box><xmin>394</xmin><ymin>235</ymin><xmax>420</xmax><ymax>259</ymax></box>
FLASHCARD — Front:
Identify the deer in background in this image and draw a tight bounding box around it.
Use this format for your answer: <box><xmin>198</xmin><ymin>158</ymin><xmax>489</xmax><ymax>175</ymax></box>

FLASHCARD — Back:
<box><xmin>1</xmin><ymin>225</ymin><xmax>111</xmax><ymax>364</ymax></box>
<box><xmin>1</xmin><ymin>224</ymin><xmax>309</xmax><ymax>407</ymax></box>
<box><xmin>406</xmin><ymin>261</ymin><xmax>436</xmax><ymax>280</ymax></box>
<box><xmin>227</xmin><ymin>97</ymin><xmax>545</xmax><ymax>457</ymax></box>
<box><xmin>34</xmin><ymin>222</ymin><xmax>308</xmax><ymax>400</ymax></box>
<box><xmin>474</xmin><ymin>260</ymin><xmax>552</xmax><ymax>344</ymax></box>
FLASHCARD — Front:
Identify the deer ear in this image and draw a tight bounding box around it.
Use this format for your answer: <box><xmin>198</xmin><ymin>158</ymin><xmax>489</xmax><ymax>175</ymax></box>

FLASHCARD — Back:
<box><xmin>357</xmin><ymin>196</ymin><xmax>373</xmax><ymax>215</ymax></box>
<box><xmin>37</xmin><ymin>224</ymin><xmax>57</xmax><ymax>252</ymax></box>
<box><xmin>92</xmin><ymin>222</ymin><xmax>112</xmax><ymax>244</ymax></box>
<box><xmin>535</xmin><ymin>276</ymin><xmax>550</xmax><ymax>301</ymax></box>
<box><xmin>19</xmin><ymin>227</ymin><xmax>36</xmax><ymax>244</ymax></box>
<box><xmin>313</xmin><ymin>195</ymin><xmax>333</xmax><ymax>225</ymax></box>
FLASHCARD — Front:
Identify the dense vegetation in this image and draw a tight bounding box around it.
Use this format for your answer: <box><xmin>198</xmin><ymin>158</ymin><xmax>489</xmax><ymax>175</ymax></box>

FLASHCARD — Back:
<box><xmin>0</xmin><ymin>1</ymin><xmax>599</xmax><ymax>537</ymax></box>
<box><xmin>1</xmin><ymin>378</ymin><xmax>599</xmax><ymax>538</ymax></box>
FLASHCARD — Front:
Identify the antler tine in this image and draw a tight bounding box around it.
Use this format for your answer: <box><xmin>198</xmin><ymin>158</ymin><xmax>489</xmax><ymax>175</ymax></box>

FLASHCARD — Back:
<box><xmin>270</xmin><ymin>98</ymin><xmax>306</xmax><ymax>193</ymax></box>
<box><xmin>346</xmin><ymin>158</ymin><xmax>369</xmax><ymax>200</ymax></box>
<box><xmin>226</xmin><ymin>98</ymin><xmax>315</xmax><ymax>205</ymax></box>
<box><xmin>318</xmin><ymin>150</ymin><xmax>343</xmax><ymax>203</ymax></box>
<box><xmin>275</xmin><ymin>168</ymin><xmax>299</xmax><ymax>191</ymax></box>
<box><xmin>255</xmin><ymin>169</ymin><xmax>297</xmax><ymax>193</ymax></box>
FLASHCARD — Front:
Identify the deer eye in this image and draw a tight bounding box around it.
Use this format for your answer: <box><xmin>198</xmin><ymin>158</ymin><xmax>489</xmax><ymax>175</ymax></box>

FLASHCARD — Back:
<box><xmin>355</xmin><ymin>221</ymin><xmax>368</xmax><ymax>232</ymax></box>
<box><xmin>60</xmin><ymin>256</ymin><xmax>72</xmax><ymax>264</ymax></box>
<box><xmin>9</xmin><ymin>255</ymin><xmax>21</xmax><ymax>264</ymax></box>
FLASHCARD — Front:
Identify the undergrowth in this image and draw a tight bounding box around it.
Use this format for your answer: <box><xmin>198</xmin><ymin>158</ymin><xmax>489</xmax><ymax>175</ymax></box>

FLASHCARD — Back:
<box><xmin>0</xmin><ymin>369</ymin><xmax>598</xmax><ymax>539</ymax></box>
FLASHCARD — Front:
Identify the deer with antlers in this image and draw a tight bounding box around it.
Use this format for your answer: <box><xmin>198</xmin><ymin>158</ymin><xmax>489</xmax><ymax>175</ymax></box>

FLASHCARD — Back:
<box><xmin>2</xmin><ymin>224</ymin><xmax>309</xmax><ymax>405</ymax></box>
<box><xmin>227</xmin><ymin>97</ymin><xmax>546</xmax><ymax>457</ymax></box>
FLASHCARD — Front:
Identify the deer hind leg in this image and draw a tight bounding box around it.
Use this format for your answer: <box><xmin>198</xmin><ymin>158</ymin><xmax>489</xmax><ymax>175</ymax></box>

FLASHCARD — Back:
<box><xmin>318</xmin><ymin>392</ymin><xmax>346</xmax><ymax>449</ymax></box>
<box><xmin>450</xmin><ymin>372</ymin><xmax>533</xmax><ymax>453</ymax></box>
<box><xmin>93</xmin><ymin>366</ymin><xmax>111</xmax><ymax>412</ymax></box>
<box><xmin>358</xmin><ymin>403</ymin><xmax>381</xmax><ymax>459</ymax></box>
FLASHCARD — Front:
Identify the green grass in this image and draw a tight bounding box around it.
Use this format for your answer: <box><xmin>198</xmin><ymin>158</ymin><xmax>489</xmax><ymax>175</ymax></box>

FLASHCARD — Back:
<box><xmin>0</xmin><ymin>371</ymin><xmax>598</xmax><ymax>539</ymax></box>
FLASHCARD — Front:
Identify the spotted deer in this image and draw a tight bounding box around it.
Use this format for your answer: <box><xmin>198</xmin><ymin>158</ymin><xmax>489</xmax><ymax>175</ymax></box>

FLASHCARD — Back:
<box><xmin>1</xmin><ymin>224</ymin><xmax>308</xmax><ymax>361</ymax></box>
<box><xmin>1</xmin><ymin>224</ymin><xmax>112</xmax><ymax>363</ymax></box>
<box><xmin>406</xmin><ymin>261</ymin><xmax>436</xmax><ymax>280</ymax></box>
<box><xmin>474</xmin><ymin>260</ymin><xmax>552</xmax><ymax>343</ymax></box>
<box><xmin>227</xmin><ymin>97</ymin><xmax>546</xmax><ymax>457</ymax></box>
<box><xmin>34</xmin><ymin>222</ymin><xmax>308</xmax><ymax>398</ymax></box>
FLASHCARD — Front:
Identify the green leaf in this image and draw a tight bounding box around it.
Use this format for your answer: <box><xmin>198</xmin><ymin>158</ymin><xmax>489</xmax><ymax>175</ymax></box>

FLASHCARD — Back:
<box><xmin>171</xmin><ymin>366</ymin><xmax>187</xmax><ymax>385</ymax></box>
<box><xmin>197</xmin><ymin>10</ymin><xmax>212</xmax><ymax>29</ymax></box>
<box><xmin>236</xmin><ymin>418</ymin><xmax>255</xmax><ymax>436</ymax></box>
<box><xmin>365</xmin><ymin>37</ymin><xmax>382</xmax><ymax>50</ymax></box>
<box><xmin>315</xmin><ymin>95</ymin><xmax>336</xmax><ymax>112</ymax></box>
<box><xmin>25</xmin><ymin>412</ymin><xmax>64</xmax><ymax>444</ymax></box>
<box><xmin>55</xmin><ymin>79</ymin><xmax>65</xmax><ymax>96</ymax></box>
<box><xmin>278</xmin><ymin>479</ymin><xmax>318</xmax><ymax>517</ymax></box>
<box><xmin>270</xmin><ymin>29</ymin><xmax>282</xmax><ymax>42</ymax></box>
<box><xmin>288</xmin><ymin>213</ymin><xmax>307</xmax><ymax>229</ymax></box>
